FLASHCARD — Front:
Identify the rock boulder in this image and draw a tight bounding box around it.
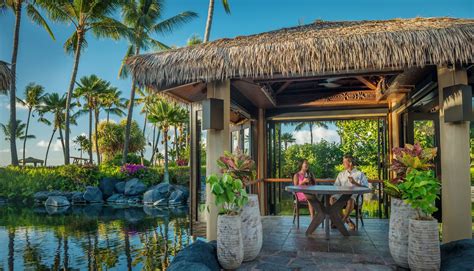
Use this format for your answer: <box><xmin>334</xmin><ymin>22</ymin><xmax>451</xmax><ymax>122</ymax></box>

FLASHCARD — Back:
<box><xmin>124</xmin><ymin>178</ymin><xmax>147</xmax><ymax>196</ymax></box>
<box><xmin>45</xmin><ymin>196</ymin><xmax>71</xmax><ymax>207</ymax></box>
<box><xmin>83</xmin><ymin>186</ymin><xmax>103</xmax><ymax>203</ymax></box>
<box><xmin>99</xmin><ymin>178</ymin><xmax>117</xmax><ymax>198</ymax></box>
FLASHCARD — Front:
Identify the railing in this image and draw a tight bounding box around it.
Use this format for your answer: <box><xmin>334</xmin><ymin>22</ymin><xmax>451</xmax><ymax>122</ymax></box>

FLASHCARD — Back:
<box><xmin>262</xmin><ymin>178</ymin><xmax>386</xmax><ymax>218</ymax></box>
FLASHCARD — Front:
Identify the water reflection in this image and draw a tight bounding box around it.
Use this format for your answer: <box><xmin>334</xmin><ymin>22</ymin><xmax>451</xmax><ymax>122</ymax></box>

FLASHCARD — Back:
<box><xmin>0</xmin><ymin>204</ymin><xmax>191</xmax><ymax>270</ymax></box>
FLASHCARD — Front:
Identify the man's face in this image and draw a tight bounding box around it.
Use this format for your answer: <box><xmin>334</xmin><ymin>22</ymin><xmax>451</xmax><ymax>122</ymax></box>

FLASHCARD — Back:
<box><xmin>343</xmin><ymin>158</ymin><xmax>352</xmax><ymax>170</ymax></box>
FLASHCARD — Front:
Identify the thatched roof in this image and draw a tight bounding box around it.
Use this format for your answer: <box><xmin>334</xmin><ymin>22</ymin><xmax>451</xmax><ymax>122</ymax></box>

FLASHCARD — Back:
<box><xmin>0</xmin><ymin>61</ymin><xmax>12</xmax><ymax>93</ymax></box>
<box><xmin>127</xmin><ymin>17</ymin><xmax>474</xmax><ymax>89</ymax></box>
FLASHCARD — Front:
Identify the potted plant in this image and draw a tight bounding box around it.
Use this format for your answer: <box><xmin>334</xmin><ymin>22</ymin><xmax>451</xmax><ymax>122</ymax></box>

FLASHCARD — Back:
<box><xmin>207</xmin><ymin>173</ymin><xmax>248</xmax><ymax>269</ymax></box>
<box><xmin>217</xmin><ymin>149</ymin><xmax>262</xmax><ymax>262</ymax></box>
<box><xmin>399</xmin><ymin>168</ymin><xmax>441</xmax><ymax>270</ymax></box>
<box><xmin>384</xmin><ymin>143</ymin><xmax>437</xmax><ymax>268</ymax></box>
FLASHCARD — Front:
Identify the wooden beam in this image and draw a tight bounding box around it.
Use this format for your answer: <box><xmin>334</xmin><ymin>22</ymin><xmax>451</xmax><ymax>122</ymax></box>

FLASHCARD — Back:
<box><xmin>275</xmin><ymin>81</ymin><xmax>292</xmax><ymax>94</ymax></box>
<box><xmin>276</xmin><ymin>90</ymin><xmax>383</xmax><ymax>107</ymax></box>
<box><xmin>355</xmin><ymin>76</ymin><xmax>377</xmax><ymax>90</ymax></box>
<box><xmin>231</xmin><ymin>79</ymin><xmax>276</xmax><ymax>108</ymax></box>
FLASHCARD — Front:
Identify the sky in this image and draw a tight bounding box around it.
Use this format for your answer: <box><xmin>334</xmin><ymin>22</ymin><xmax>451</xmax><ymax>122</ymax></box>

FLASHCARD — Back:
<box><xmin>0</xmin><ymin>0</ymin><xmax>473</xmax><ymax>166</ymax></box>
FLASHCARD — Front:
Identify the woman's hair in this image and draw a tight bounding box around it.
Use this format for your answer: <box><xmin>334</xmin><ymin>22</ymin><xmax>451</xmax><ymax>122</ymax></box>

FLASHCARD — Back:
<box><xmin>294</xmin><ymin>159</ymin><xmax>315</xmax><ymax>184</ymax></box>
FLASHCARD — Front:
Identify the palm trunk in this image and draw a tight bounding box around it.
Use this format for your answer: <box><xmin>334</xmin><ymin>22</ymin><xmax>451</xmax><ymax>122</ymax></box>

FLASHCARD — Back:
<box><xmin>149</xmin><ymin>124</ymin><xmax>156</xmax><ymax>162</ymax></box>
<box><xmin>88</xmin><ymin>107</ymin><xmax>93</xmax><ymax>164</ymax></box>
<box><xmin>309</xmin><ymin>123</ymin><xmax>313</xmax><ymax>144</ymax></box>
<box><xmin>64</xmin><ymin>30</ymin><xmax>84</xmax><ymax>165</ymax></box>
<box><xmin>94</xmin><ymin>109</ymin><xmax>100</xmax><ymax>165</ymax></box>
<box><xmin>107</xmin><ymin>107</ymin><xmax>110</xmax><ymax>123</ymax></box>
<box><xmin>164</xmin><ymin>129</ymin><xmax>169</xmax><ymax>183</ymax></box>
<box><xmin>122</xmin><ymin>47</ymin><xmax>141</xmax><ymax>165</ymax></box>
<box><xmin>22</xmin><ymin>108</ymin><xmax>32</xmax><ymax>166</ymax></box>
<box><xmin>45</xmin><ymin>128</ymin><xmax>56</xmax><ymax>166</ymax></box>
<box><xmin>151</xmin><ymin>128</ymin><xmax>161</xmax><ymax>164</ymax></box>
<box><xmin>174</xmin><ymin>126</ymin><xmax>179</xmax><ymax>161</ymax></box>
<box><xmin>9</xmin><ymin>1</ymin><xmax>22</xmax><ymax>166</ymax></box>
<box><xmin>124</xmin><ymin>228</ymin><xmax>132</xmax><ymax>271</ymax></box>
<box><xmin>203</xmin><ymin>0</ymin><xmax>215</xmax><ymax>42</ymax></box>
<box><xmin>59</xmin><ymin>126</ymin><xmax>66</xmax><ymax>161</ymax></box>
<box><xmin>141</xmin><ymin>111</ymin><xmax>148</xmax><ymax>159</ymax></box>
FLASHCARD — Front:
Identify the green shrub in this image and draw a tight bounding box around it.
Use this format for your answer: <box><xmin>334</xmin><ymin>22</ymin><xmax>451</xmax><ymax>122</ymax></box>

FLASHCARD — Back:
<box><xmin>0</xmin><ymin>164</ymin><xmax>192</xmax><ymax>201</ymax></box>
<box><xmin>282</xmin><ymin>141</ymin><xmax>343</xmax><ymax>178</ymax></box>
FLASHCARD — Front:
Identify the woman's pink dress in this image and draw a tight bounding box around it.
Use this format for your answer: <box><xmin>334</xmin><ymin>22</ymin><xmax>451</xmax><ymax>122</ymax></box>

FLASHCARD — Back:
<box><xmin>295</xmin><ymin>173</ymin><xmax>308</xmax><ymax>202</ymax></box>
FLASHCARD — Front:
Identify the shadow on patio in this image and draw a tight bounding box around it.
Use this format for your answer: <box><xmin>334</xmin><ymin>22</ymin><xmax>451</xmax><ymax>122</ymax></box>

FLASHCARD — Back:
<box><xmin>239</xmin><ymin>216</ymin><xmax>396</xmax><ymax>270</ymax></box>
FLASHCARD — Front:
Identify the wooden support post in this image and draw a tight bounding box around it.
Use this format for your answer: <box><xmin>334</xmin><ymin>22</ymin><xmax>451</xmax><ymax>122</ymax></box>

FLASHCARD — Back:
<box><xmin>437</xmin><ymin>66</ymin><xmax>471</xmax><ymax>242</ymax></box>
<box><xmin>205</xmin><ymin>80</ymin><xmax>231</xmax><ymax>241</ymax></box>
<box><xmin>257</xmin><ymin>108</ymin><xmax>266</xmax><ymax>215</ymax></box>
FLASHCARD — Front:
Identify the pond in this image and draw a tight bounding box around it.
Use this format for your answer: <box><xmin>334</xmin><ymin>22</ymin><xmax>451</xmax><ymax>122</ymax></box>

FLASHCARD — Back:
<box><xmin>0</xmin><ymin>204</ymin><xmax>192</xmax><ymax>270</ymax></box>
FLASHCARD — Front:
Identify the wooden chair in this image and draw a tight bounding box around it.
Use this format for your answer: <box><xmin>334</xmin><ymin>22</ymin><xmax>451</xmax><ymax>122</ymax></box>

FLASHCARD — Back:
<box><xmin>354</xmin><ymin>194</ymin><xmax>364</xmax><ymax>230</ymax></box>
<box><xmin>292</xmin><ymin>194</ymin><xmax>308</xmax><ymax>229</ymax></box>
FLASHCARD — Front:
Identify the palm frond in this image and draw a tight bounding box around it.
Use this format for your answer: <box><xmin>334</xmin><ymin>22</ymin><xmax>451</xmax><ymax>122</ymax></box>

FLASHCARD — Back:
<box><xmin>64</xmin><ymin>31</ymin><xmax>88</xmax><ymax>54</ymax></box>
<box><xmin>152</xmin><ymin>11</ymin><xmax>198</xmax><ymax>35</ymax></box>
<box><xmin>26</xmin><ymin>3</ymin><xmax>56</xmax><ymax>40</ymax></box>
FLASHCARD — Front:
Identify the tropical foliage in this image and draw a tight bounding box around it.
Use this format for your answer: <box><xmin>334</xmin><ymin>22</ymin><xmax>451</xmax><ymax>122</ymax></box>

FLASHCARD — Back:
<box><xmin>206</xmin><ymin>174</ymin><xmax>248</xmax><ymax>215</ymax></box>
<box><xmin>398</xmin><ymin>169</ymin><xmax>440</xmax><ymax>220</ymax></box>
<box><xmin>217</xmin><ymin>149</ymin><xmax>256</xmax><ymax>186</ymax></box>
<box><xmin>282</xmin><ymin>141</ymin><xmax>343</xmax><ymax>178</ymax></box>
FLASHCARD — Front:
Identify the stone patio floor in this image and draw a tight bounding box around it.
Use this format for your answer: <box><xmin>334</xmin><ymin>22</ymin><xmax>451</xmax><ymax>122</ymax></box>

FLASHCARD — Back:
<box><xmin>238</xmin><ymin>216</ymin><xmax>399</xmax><ymax>271</ymax></box>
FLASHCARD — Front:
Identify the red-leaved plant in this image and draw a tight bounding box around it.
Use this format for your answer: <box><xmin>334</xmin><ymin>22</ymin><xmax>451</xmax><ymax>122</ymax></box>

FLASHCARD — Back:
<box><xmin>217</xmin><ymin>148</ymin><xmax>256</xmax><ymax>186</ymax></box>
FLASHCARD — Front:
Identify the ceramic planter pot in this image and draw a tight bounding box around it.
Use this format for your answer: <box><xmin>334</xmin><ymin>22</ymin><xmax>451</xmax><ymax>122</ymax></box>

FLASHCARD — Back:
<box><xmin>389</xmin><ymin>198</ymin><xmax>417</xmax><ymax>268</ymax></box>
<box><xmin>217</xmin><ymin>214</ymin><xmax>244</xmax><ymax>269</ymax></box>
<box><xmin>241</xmin><ymin>194</ymin><xmax>263</xmax><ymax>262</ymax></box>
<box><xmin>408</xmin><ymin>218</ymin><xmax>440</xmax><ymax>271</ymax></box>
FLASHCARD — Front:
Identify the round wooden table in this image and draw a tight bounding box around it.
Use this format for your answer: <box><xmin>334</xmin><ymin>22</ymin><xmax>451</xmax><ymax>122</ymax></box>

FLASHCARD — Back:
<box><xmin>285</xmin><ymin>185</ymin><xmax>372</xmax><ymax>239</ymax></box>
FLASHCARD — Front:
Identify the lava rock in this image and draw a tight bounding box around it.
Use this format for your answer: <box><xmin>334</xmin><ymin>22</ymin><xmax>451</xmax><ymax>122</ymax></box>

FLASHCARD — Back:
<box><xmin>143</xmin><ymin>183</ymin><xmax>173</xmax><ymax>205</ymax></box>
<box><xmin>173</xmin><ymin>185</ymin><xmax>190</xmax><ymax>201</ymax></box>
<box><xmin>83</xmin><ymin>186</ymin><xmax>103</xmax><ymax>203</ymax></box>
<box><xmin>45</xmin><ymin>196</ymin><xmax>71</xmax><ymax>207</ymax></box>
<box><xmin>45</xmin><ymin>205</ymin><xmax>70</xmax><ymax>215</ymax></box>
<box><xmin>107</xmin><ymin>194</ymin><xmax>128</xmax><ymax>204</ymax></box>
<box><xmin>168</xmin><ymin>190</ymin><xmax>185</xmax><ymax>206</ymax></box>
<box><xmin>34</xmin><ymin>191</ymin><xmax>66</xmax><ymax>202</ymax></box>
<box><xmin>99</xmin><ymin>178</ymin><xmax>118</xmax><ymax>198</ymax></box>
<box><xmin>124</xmin><ymin>178</ymin><xmax>147</xmax><ymax>196</ymax></box>
<box><xmin>115</xmin><ymin>181</ymin><xmax>126</xmax><ymax>194</ymax></box>
<box><xmin>168</xmin><ymin>240</ymin><xmax>220</xmax><ymax>271</ymax></box>
<box><xmin>441</xmin><ymin>239</ymin><xmax>474</xmax><ymax>270</ymax></box>
<box><xmin>71</xmin><ymin>192</ymin><xmax>86</xmax><ymax>204</ymax></box>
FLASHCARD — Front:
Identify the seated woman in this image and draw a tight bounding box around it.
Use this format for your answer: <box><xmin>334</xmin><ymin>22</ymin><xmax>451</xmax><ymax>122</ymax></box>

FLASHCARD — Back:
<box><xmin>293</xmin><ymin>159</ymin><xmax>316</xmax><ymax>219</ymax></box>
<box><xmin>330</xmin><ymin>154</ymin><xmax>368</xmax><ymax>230</ymax></box>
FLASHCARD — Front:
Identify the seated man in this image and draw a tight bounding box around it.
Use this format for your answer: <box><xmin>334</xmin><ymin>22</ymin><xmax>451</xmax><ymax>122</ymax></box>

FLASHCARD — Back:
<box><xmin>330</xmin><ymin>154</ymin><xmax>368</xmax><ymax>230</ymax></box>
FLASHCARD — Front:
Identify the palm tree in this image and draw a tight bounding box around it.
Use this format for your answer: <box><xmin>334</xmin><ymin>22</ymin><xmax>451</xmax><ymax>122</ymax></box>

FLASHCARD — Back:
<box><xmin>294</xmin><ymin>121</ymin><xmax>328</xmax><ymax>145</ymax></box>
<box><xmin>38</xmin><ymin>0</ymin><xmax>129</xmax><ymax>165</ymax></box>
<box><xmin>101</xmin><ymin>87</ymin><xmax>126</xmax><ymax>123</ymax></box>
<box><xmin>187</xmin><ymin>34</ymin><xmax>202</xmax><ymax>46</ymax></box>
<box><xmin>17</xmin><ymin>83</ymin><xmax>44</xmax><ymax>165</ymax></box>
<box><xmin>3</xmin><ymin>0</ymin><xmax>55</xmax><ymax>166</ymax></box>
<box><xmin>281</xmin><ymin>132</ymin><xmax>296</xmax><ymax>151</ymax></box>
<box><xmin>147</xmin><ymin>99</ymin><xmax>179</xmax><ymax>183</ymax></box>
<box><xmin>38</xmin><ymin>93</ymin><xmax>77</xmax><ymax>165</ymax></box>
<box><xmin>1</xmin><ymin>119</ymin><xmax>35</xmax><ymax>142</ymax></box>
<box><xmin>0</xmin><ymin>60</ymin><xmax>12</xmax><ymax>94</ymax></box>
<box><xmin>74</xmin><ymin>75</ymin><xmax>113</xmax><ymax>164</ymax></box>
<box><xmin>73</xmin><ymin>135</ymin><xmax>91</xmax><ymax>160</ymax></box>
<box><xmin>203</xmin><ymin>0</ymin><xmax>230</xmax><ymax>42</ymax></box>
<box><xmin>119</xmin><ymin>0</ymin><xmax>197</xmax><ymax>165</ymax></box>
<box><xmin>173</xmin><ymin>106</ymin><xmax>188</xmax><ymax>161</ymax></box>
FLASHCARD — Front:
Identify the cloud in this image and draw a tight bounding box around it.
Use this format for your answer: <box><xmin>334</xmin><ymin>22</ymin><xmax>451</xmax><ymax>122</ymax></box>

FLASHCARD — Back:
<box><xmin>37</xmin><ymin>139</ymin><xmax>63</xmax><ymax>151</ymax></box>
<box><xmin>5</xmin><ymin>101</ymin><xmax>28</xmax><ymax>110</ymax></box>
<box><xmin>100</xmin><ymin>118</ymin><xmax>116</xmax><ymax>124</ymax></box>
<box><xmin>292</xmin><ymin>126</ymin><xmax>340</xmax><ymax>145</ymax></box>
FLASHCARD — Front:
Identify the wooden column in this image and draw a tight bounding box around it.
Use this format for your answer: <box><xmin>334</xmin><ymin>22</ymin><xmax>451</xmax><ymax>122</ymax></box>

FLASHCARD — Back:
<box><xmin>205</xmin><ymin>80</ymin><xmax>231</xmax><ymax>241</ymax></box>
<box><xmin>256</xmin><ymin>108</ymin><xmax>266</xmax><ymax>215</ymax></box>
<box><xmin>437</xmin><ymin>66</ymin><xmax>471</xmax><ymax>242</ymax></box>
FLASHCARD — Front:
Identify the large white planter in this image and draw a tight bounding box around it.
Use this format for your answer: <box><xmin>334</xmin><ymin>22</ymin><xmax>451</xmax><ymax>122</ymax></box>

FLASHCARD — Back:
<box><xmin>217</xmin><ymin>214</ymin><xmax>244</xmax><ymax>270</ymax></box>
<box><xmin>389</xmin><ymin>198</ymin><xmax>417</xmax><ymax>268</ymax></box>
<box><xmin>241</xmin><ymin>194</ymin><xmax>263</xmax><ymax>262</ymax></box>
<box><xmin>408</xmin><ymin>218</ymin><xmax>440</xmax><ymax>271</ymax></box>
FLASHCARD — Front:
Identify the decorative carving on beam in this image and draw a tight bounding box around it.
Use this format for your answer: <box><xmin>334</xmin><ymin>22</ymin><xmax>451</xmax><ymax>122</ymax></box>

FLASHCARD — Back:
<box><xmin>355</xmin><ymin>76</ymin><xmax>378</xmax><ymax>90</ymax></box>
<box><xmin>277</xmin><ymin>90</ymin><xmax>382</xmax><ymax>107</ymax></box>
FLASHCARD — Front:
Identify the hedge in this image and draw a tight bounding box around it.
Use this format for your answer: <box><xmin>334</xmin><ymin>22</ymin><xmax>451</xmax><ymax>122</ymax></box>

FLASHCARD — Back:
<box><xmin>0</xmin><ymin>165</ymin><xmax>198</xmax><ymax>201</ymax></box>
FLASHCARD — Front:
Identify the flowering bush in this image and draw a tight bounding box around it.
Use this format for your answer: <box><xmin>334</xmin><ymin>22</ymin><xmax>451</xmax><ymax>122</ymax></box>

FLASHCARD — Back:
<box><xmin>217</xmin><ymin>148</ymin><xmax>256</xmax><ymax>186</ymax></box>
<box><xmin>120</xmin><ymin>163</ymin><xmax>147</xmax><ymax>178</ymax></box>
<box><xmin>176</xmin><ymin>159</ymin><xmax>188</xmax><ymax>166</ymax></box>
